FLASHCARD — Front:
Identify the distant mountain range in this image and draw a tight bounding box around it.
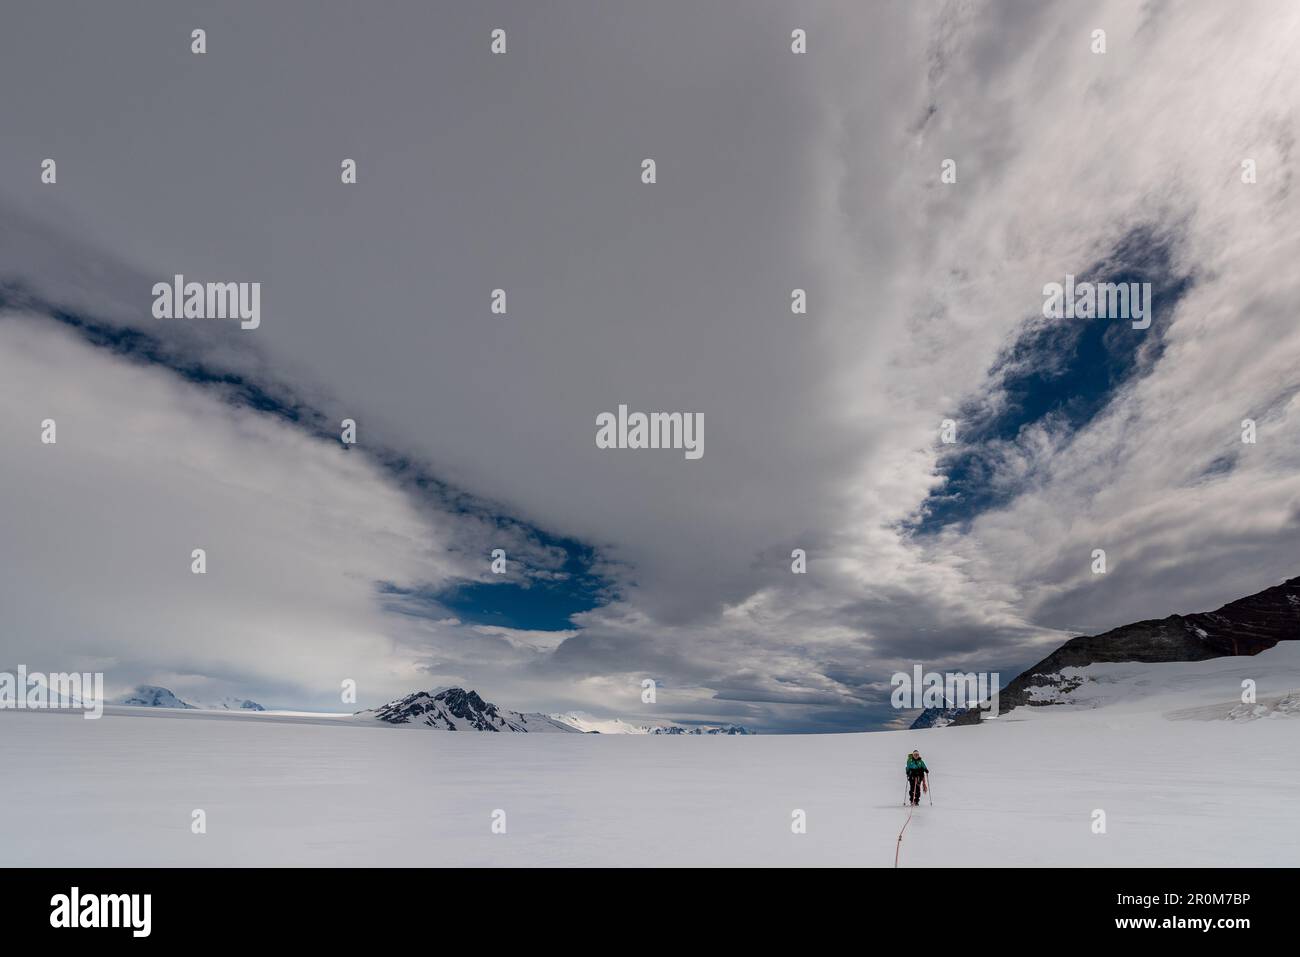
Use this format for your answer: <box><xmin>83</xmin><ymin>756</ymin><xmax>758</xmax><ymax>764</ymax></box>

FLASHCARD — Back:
<box><xmin>114</xmin><ymin>685</ymin><xmax>266</xmax><ymax>712</ymax></box>
<box><xmin>553</xmin><ymin>712</ymin><xmax>759</xmax><ymax>738</ymax></box>
<box><xmin>644</xmin><ymin>724</ymin><xmax>754</xmax><ymax>735</ymax></box>
<box><xmin>110</xmin><ymin>682</ymin><xmax>753</xmax><ymax>733</ymax></box>
<box><xmin>353</xmin><ymin>688</ymin><xmax>756</xmax><ymax>734</ymax></box>
<box><xmin>106</xmin><ymin>571</ymin><xmax>1300</xmax><ymax>739</ymax></box>
<box><xmin>912</xmin><ymin>575</ymin><xmax>1300</xmax><ymax>728</ymax></box>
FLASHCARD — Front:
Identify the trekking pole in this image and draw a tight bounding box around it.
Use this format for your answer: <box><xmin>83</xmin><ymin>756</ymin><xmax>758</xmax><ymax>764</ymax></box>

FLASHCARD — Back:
<box><xmin>927</xmin><ymin>773</ymin><xmax>933</xmax><ymax>806</ymax></box>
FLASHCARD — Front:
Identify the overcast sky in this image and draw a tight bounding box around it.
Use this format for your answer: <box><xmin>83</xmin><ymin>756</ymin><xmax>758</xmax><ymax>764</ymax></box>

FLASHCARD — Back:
<box><xmin>2</xmin><ymin>0</ymin><xmax>1298</xmax><ymax>730</ymax></box>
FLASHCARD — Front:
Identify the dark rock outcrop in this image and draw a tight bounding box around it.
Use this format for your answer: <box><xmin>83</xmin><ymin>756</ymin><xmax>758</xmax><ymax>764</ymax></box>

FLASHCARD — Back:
<box><xmin>952</xmin><ymin>576</ymin><xmax>1300</xmax><ymax>725</ymax></box>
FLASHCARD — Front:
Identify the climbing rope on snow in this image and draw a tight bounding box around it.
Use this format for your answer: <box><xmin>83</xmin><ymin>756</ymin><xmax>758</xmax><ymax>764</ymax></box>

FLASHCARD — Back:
<box><xmin>894</xmin><ymin>808</ymin><xmax>913</xmax><ymax>868</ymax></box>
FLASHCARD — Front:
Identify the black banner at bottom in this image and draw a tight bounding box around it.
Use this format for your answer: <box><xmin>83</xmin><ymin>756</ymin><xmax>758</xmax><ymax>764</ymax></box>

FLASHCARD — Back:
<box><xmin>0</xmin><ymin>867</ymin><xmax>1283</xmax><ymax>943</ymax></box>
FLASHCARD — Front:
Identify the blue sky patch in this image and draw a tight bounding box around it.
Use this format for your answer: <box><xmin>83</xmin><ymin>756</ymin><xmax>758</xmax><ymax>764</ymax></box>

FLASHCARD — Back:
<box><xmin>915</xmin><ymin>226</ymin><xmax>1194</xmax><ymax>533</ymax></box>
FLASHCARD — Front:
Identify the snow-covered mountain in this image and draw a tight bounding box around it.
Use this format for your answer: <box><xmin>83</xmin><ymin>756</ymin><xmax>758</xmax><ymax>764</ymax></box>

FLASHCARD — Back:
<box><xmin>201</xmin><ymin>697</ymin><xmax>266</xmax><ymax>712</ymax></box>
<box><xmin>112</xmin><ymin>687</ymin><xmax>266</xmax><ymax>711</ymax></box>
<box><xmin>648</xmin><ymin>724</ymin><xmax>754</xmax><ymax>735</ymax></box>
<box><xmin>357</xmin><ymin>687</ymin><xmax>579</xmax><ymax>732</ymax></box>
<box><xmin>940</xmin><ymin>575</ymin><xmax>1300</xmax><ymax>726</ymax></box>
<box><xmin>908</xmin><ymin>706</ymin><xmax>967</xmax><ymax>730</ymax></box>
<box><xmin>548</xmin><ymin>713</ymin><xmax>656</xmax><ymax>734</ymax></box>
<box><xmin>114</xmin><ymin>685</ymin><xmax>194</xmax><ymax>709</ymax></box>
<box><xmin>548</xmin><ymin>712</ymin><xmax>755</xmax><ymax>735</ymax></box>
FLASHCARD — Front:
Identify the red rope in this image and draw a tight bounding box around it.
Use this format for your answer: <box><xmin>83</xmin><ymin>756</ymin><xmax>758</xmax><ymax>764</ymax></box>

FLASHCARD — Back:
<box><xmin>894</xmin><ymin>808</ymin><xmax>913</xmax><ymax>868</ymax></box>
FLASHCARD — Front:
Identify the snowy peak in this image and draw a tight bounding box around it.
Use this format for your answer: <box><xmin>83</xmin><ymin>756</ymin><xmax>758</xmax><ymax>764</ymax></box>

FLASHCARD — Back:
<box><xmin>114</xmin><ymin>685</ymin><xmax>194</xmax><ymax>709</ymax></box>
<box><xmin>548</xmin><ymin>712</ymin><xmax>755</xmax><ymax>734</ymax></box>
<box><xmin>909</xmin><ymin>706</ymin><xmax>967</xmax><ymax>730</ymax></box>
<box><xmin>203</xmin><ymin>697</ymin><xmax>266</xmax><ymax>712</ymax></box>
<box><xmin>547</xmin><ymin>713</ymin><xmax>654</xmax><ymax>734</ymax></box>
<box><xmin>359</xmin><ymin>687</ymin><xmax>579</xmax><ymax>732</ymax></box>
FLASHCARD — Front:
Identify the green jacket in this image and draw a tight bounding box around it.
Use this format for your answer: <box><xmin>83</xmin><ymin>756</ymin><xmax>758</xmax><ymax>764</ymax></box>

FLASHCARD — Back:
<box><xmin>905</xmin><ymin>756</ymin><xmax>928</xmax><ymax>774</ymax></box>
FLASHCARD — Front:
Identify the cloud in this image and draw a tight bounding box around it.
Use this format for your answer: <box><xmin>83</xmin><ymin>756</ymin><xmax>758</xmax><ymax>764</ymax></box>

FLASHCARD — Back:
<box><xmin>0</xmin><ymin>312</ymin><xmax>580</xmax><ymax>710</ymax></box>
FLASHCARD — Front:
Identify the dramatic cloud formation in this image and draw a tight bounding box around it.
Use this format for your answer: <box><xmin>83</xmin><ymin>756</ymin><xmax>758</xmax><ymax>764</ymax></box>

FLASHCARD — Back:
<box><xmin>1</xmin><ymin>1</ymin><xmax>1297</xmax><ymax>729</ymax></box>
